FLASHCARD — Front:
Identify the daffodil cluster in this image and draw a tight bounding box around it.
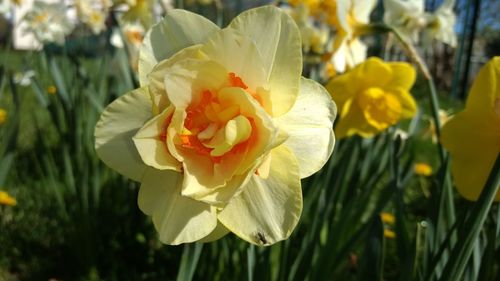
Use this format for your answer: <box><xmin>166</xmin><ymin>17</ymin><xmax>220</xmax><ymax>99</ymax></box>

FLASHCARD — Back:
<box><xmin>95</xmin><ymin>6</ymin><xmax>336</xmax><ymax>245</ymax></box>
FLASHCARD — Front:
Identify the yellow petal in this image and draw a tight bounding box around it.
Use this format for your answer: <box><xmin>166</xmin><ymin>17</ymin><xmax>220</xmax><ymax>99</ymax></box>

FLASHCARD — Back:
<box><xmin>228</xmin><ymin>6</ymin><xmax>302</xmax><ymax>117</ymax></box>
<box><xmin>163</xmin><ymin>59</ymin><xmax>228</xmax><ymax>109</ymax></box>
<box><xmin>441</xmin><ymin>111</ymin><xmax>500</xmax><ymax>201</ymax></box>
<box><xmin>353</xmin><ymin>57</ymin><xmax>393</xmax><ymax>88</ymax></box>
<box><xmin>335</xmin><ymin>99</ymin><xmax>379</xmax><ymax>139</ymax></box>
<box><xmin>386</xmin><ymin>62</ymin><xmax>417</xmax><ymax>91</ymax></box>
<box><xmin>390</xmin><ymin>88</ymin><xmax>417</xmax><ymax>119</ymax></box>
<box><xmin>138</xmin><ymin>9</ymin><xmax>220</xmax><ymax>86</ymax></box>
<box><xmin>147</xmin><ymin>44</ymin><xmax>206</xmax><ymax>114</ymax></box>
<box><xmin>95</xmin><ymin>87</ymin><xmax>151</xmax><ymax>181</ymax></box>
<box><xmin>198</xmin><ymin>222</ymin><xmax>230</xmax><ymax>243</ymax></box>
<box><xmin>201</xmin><ymin>28</ymin><xmax>267</xmax><ymax>93</ymax></box>
<box><xmin>218</xmin><ymin>145</ymin><xmax>302</xmax><ymax>246</ymax></box>
<box><xmin>133</xmin><ymin>107</ymin><xmax>182</xmax><ymax>171</ymax></box>
<box><xmin>276</xmin><ymin>78</ymin><xmax>336</xmax><ymax>178</ymax></box>
<box><xmin>466</xmin><ymin>57</ymin><xmax>500</xmax><ymax>115</ymax></box>
<box><xmin>138</xmin><ymin>168</ymin><xmax>217</xmax><ymax>245</ymax></box>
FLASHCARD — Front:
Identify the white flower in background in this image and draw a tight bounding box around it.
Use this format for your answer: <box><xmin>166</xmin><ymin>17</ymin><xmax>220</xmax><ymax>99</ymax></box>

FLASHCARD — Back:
<box><xmin>22</xmin><ymin>1</ymin><xmax>74</xmax><ymax>45</ymax></box>
<box><xmin>383</xmin><ymin>0</ymin><xmax>457</xmax><ymax>47</ymax></box>
<box><xmin>285</xmin><ymin>3</ymin><xmax>330</xmax><ymax>54</ymax></box>
<box><xmin>75</xmin><ymin>0</ymin><xmax>108</xmax><ymax>34</ymax></box>
<box><xmin>331</xmin><ymin>0</ymin><xmax>377</xmax><ymax>73</ymax></box>
<box><xmin>13</xmin><ymin>69</ymin><xmax>35</xmax><ymax>86</ymax></box>
<box><xmin>383</xmin><ymin>0</ymin><xmax>426</xmax><ymax>42</ymax></box>
<box><xmin>423</xmin><ymin>0</ymin><xmax>457</xmax><ymax>47</ymax></box>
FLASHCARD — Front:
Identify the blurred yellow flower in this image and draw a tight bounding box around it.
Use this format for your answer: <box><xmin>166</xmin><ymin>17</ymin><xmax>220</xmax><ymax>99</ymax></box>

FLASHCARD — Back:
<box><xmin>384</xmin><ymin>229</ymin><xmax>396</xmax><ymax>239</ymax></box>
<box><xmin>0</xmin><ymin>109</ymin><xmax>6</xmax><ymax>125</ymax></box>
<box><xmin>95</xmin><ymin>6</ymin><xmax>336</xmax><ymax>245</ymax></box>
<box><xmin>380</xmin><ymin>212</ymin><xmax>395</xmax><ymax>224</ymax></box>
<box><xmin>47</xmin><ymin>86</ymin><xmax>57</xmax><ymax>95</ymax></box>
<box><xmin>414</xmin><ymin>162</ymin><xmax>432</xmax><ymax>176</ymax></box>
<box><xmin>441</xmin><ymin>57</ymin><xmax>500</xmax><ymax>201</ymax></box>
<box><xmin>327</xmin><ymin>57</ymin><xmax>417</xmax><ymax>139</ymax></box>
<box><xmin>0</xmin><ymin>191</ymin><xmax>17</xmax><ymax>206</ymax></box>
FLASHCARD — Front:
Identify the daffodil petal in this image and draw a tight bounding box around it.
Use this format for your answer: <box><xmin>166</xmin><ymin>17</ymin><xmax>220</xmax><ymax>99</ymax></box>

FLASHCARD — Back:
<box><xmin>139</xmin><ymin>168</ymin><xmax>217</xmax><ymax>245</ymax></box>
<box><xmin>163</xmin><ymin>59</ymin><xmax>228</xmax><ymax>109</ymax></box>
<box><xmin>201</xmin><ymin>28</ymin><xmax>267</xmax><ymax>92</ymax></box>
<box><xmin>95</xmin><ymin>87</ymin><xmax>151</xmax><ymax>181</ymax></box>
<box><xmin>335</xmin><ymin>99</ymin><xmax>378</xmax><ymax>139</ymax></box>
<box><xmin>353</xmin><ymin>57</ymin><xmax>392</xmax><ymax>88</ymax></box>
<box><xmin>441</xmin><ymin>112</ymin><xmax>500</xmax><ymax>201</ymax></box>
<box><xmin>466</xmin><ymin>57</ymin><xmax>500</xmax><ymax>113</ymax></box>
<box><xmin>133</xmin><ymin>107</ymin><xmax>182</xmax><ymax>171</ymax></box>
<box><xmin>229</xmin><ymin>6</ymin><xmax>302</xmax><ymax>116</ymax></box>
<box><xmin>147</xmin><ymin>44</ymin><xmax>206</xmax><ymax>114</ymax></box>
<box><xmin>138</xmin><ymin>9</ymin><xmax>220</xmax><ymax>86</ymax></box>
<box><xmin>198</xmin><ymin>222</ymin><xmax>230</xmax><ymax>243</ymax></box>
<box><xmin>345</xmin><ymin>38</ymin><xmax>367</xmax><ymax>68</ymax></box>
<box><xmin>276</xmin><ymin>78</ymin><xmax>336</xmax><ymax>178</ymax></box>
<box><xmin>352</xmin><ymin>0</ymin><xmax>377</xmax><ymax>23</ymax></box>
<box><xmin>391</xmin><ymin>88</ymin><xmax>417</xmax><ymax>118</ymax></box>
<box><xmin>218</xmin><ymin>145</ymin><xmax>302</xmax><ymax>245</ymax></box>
<box><xmin>386</xmin><ymin>62</ymin><xmax>417</xmax><ymax>91</ymax></box>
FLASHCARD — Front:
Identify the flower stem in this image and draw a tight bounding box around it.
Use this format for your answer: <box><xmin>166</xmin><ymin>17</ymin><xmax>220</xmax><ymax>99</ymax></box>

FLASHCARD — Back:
<box><xmin>440</xmin><ymin>153</ymin><xmax>500</xmax><ymax>281</ymax></box>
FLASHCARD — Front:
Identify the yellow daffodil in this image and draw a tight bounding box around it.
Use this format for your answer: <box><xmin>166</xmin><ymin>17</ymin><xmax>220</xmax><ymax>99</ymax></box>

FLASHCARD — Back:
<box><xmin>0</xmin><ymin>108</ymin><xmax>6</xmax><ymax>125</ymax></box>
<box><xmin>0</xmin><ymin>191</ymin><xmax>17</xmax><ymax>206</ymax></box>
<box><xmin>380</xmin><ymin>212</ymin><xmax>395</xmax><ymax>224</ymax></box>
<box><xmin>441</xmin><ymin>57</ymin><xmax>500</xmax><ymax>201</ymax></box>
<box><xmin>330</xmin><ymin>0</ymin><xmax>377</xmax><ymax>73</ymax></box>
<box><xmin>414</xmin><ymin>162</ymin><xmax>432</xmax><ymax>176</ymax></box>
<box><xmin>47</xmin><ymin>86</ymin><xmax>57</xmax><ymax>95</ymax></box>
<box><xmin>95</xmin><ymin>6</ymin><xmax>336</xmax><ymax>245</ymax></box>
<box><xmin>327</xmin><ymin>57</ymin><xmax>417</xmax><ymax>139</ymax></box>
<box><xmin>384</xmin><ymin>229</ymin><xmax>396</xmax><ymax>239</ymax></box>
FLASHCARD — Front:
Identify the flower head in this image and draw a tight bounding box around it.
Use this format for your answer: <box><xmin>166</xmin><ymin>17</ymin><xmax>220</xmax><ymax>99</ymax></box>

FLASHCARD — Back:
<box><xmin>0</xmin><ymin>191</ymin><xmax>17</xmax><ymax>206</ymax></box>
<box><xmin>22</xmin><ymin>1</ymin><xmax>75</xmax><ymax>45</ymax></box>
<box><xmin>330</xmin><ymin>0</ymin><xmax>377</xmax><ymax>72</ymax></box>
<box><xmin>422</xmin><ymin>0</ymin><xmax>457</xmax><ymax>47</ymax></box>
<box><xmin>327</xmin><ymin>57</ymin><xmax>416</xmax><ymax>139</ymax></box>
<box><xmin>383</xmin><ymin>0</ymin><xmax>426</xmax><ymax>42</ymax></box>
<box><xmin>441</xmin><ymin>57</ymin><xmax>500</xmax><ymax>201</ymax></box>
<box><xmin>95</xmin><ymin>6</ymin><xmax>336</xmax><ymax>245</ymax></box>
<box><xmin>414</xmin><ymin>162</ymin><xmax>432</xmax><ymax>176</ymax></box>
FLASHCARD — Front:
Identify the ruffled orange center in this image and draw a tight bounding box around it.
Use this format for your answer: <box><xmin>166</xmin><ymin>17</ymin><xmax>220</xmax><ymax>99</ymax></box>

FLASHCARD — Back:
<box><xmin>160</xmin><ymin>72</ymin><xmax>260</xmax><ymax>164</ymax></box>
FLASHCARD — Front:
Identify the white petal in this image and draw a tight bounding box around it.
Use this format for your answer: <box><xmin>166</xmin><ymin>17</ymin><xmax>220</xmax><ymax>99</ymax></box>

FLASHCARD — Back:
<box><xmin>138</xmin><ymin>9</ymin><xmax>220</xmax><ymax>86</ymax></box>
<box><xmin>139</xmin><ymin>168</ymin><xmax>217</xmax><ymax>245</ymax></box>
<box><xmin>95</xmin><ymin>87</ymin><xmax>151</xmax><ymax>181</ymax></box>
<box><xmin>229</xmin><ymin>6</ymin><xmax>302</xmax><ymax>116</ymax></box>
<box><xmin>276</xmin><ymin>78</ymin><xmax>336</xmax><ymax>178</ymax></box>
<box><xmin>218</xmin><ymin>145</ymin><xmax>302</xmax><ymax>245</ymax></box>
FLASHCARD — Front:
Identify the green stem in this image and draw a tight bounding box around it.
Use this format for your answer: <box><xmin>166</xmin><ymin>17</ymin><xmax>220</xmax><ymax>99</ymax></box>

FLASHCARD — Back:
<box><xmin>440</xmin><ymin>154</ymin><xmax>500</xmax><ymax>281</ymax></box>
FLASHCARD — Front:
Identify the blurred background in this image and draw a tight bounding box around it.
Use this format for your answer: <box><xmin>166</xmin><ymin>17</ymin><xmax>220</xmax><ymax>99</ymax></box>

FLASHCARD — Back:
<box><xmin>0</xmin><ymin>0</ymin><xmax>499</xmax><ymax>280</ymax></box>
